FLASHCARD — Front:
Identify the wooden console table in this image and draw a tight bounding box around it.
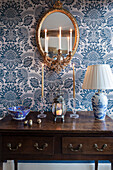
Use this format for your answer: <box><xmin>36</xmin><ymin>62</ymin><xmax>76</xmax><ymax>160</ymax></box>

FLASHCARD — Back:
<box><xmin>0</xmin><ymin>111</ymin><xmax>113</xmax><ymax>170</ymax></box>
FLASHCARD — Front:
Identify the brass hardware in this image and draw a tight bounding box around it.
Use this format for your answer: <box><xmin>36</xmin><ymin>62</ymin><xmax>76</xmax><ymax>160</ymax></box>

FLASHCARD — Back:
<box><xmin>29</xmin><ymin>119</ymin><xmax>33</xmax><ymax>126</ymax></box>
<box><xmin>36</xmin><ymin>0</ymin><xmax>79</xmax><ymax>73</ymax></box>
<box><xmin>94</xmin><ymin>144</ymin><xmax>107</xmax><ymax>152</ymax></box>
<box><xmin>34</xmin><ymin>143</ymin><xmax>48</xmax><ymax>151</ymax></box>
<box><xmin>68</xmin><ymin>144</ymin><xmax>82</xmax><ymax>152</ymax></box>
<box><xmin>7</xmin><ymin>143</ymin><xmax>22</xmax><ymax>151</ymax></box>
<box><xmin>53</xmin><ymin>0</ymin><xmax>63</xmax><ymax>9</ymax></box>
<box><xmin>44</xmin><ymin>50</ymin><xmax>72</xmax><ymax>73</ymax></box>
<box><xmin>37</xmin><ymin>118</ymin><xmax>41</xmax><ymax>124</ymax></box>
<box><xmin>24</xmin><ymin>120</ymin><xmax>28</xmax><ymax>125</ymax></box>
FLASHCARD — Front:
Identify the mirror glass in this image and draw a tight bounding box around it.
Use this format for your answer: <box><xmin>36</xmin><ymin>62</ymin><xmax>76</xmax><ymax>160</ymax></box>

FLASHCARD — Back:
<box><xmin>36</xmin><ymin>2</ymin><xmax>79</xmax><ymax>73</ymax></box>
<box><xmin>40</xmin><ymin>12</ymin><xmax>75</xmax><ymax>57</ymax></box>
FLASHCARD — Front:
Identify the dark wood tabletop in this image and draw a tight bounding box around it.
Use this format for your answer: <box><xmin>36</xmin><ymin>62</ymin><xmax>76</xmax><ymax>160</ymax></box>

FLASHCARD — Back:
<box><xmin>0</xmin><ymin>111</ymin><xmax>113</xmax><ymax>134</ymax></box>
<box><xmin>0</xmin><ymin>111</ymin><xmax>113</xmax><ymax>170</ymax></box>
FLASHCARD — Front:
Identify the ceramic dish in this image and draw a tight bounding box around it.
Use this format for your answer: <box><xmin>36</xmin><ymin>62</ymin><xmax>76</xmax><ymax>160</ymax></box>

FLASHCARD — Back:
<box><xmin>8</xmin><ymin>106</ymin><xmax>30</xmax><ymax>120</ymax></box>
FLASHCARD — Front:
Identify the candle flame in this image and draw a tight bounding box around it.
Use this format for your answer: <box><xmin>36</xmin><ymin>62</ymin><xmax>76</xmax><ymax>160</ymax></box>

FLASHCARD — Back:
<box><xmin>45</xmin><ymin>29</ymin><xmax>47</xmax><ymax>32</ymax></box>
<box><xmin>70</xmin><ymin>28</ymin><xmax>72</xmax><ymax>32</ymax></box>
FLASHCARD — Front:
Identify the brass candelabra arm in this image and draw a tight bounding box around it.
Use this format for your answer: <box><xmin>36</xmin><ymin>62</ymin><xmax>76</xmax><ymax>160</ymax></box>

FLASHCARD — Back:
<box><xmin>44</xmin><ymin>50</ymin><xmax>72</xmax><ymax>73</ymax></box>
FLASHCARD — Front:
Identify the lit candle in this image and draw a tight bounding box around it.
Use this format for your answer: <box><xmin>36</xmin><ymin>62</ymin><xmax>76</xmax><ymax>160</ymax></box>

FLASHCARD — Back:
<box><xmin>45</xmin><ymin>29</ymin><xmax>47</xmax><ymax>52</ymax></box>
<box><xmin>59</xmin><ymin>27</ymin><xmax>61</xmax><ymax>49</ymax></box>
<box><xmin>67</xmin><ymin>37</ymin><xmax>70</xmax><ymax>54</ymax></box>
<box><xmin>70</xmin><ymin>29</ymin><xmax>72</xmax><ymax>52</ymax></box>
<box><xmin>73</xmin><ymin>64</ymin><xmax>75</xmax><ymax>98</ymax></box>
<box><xmin>42</xmin><ymin>63</ymin><xmax>44</xmax><ymax>98</ymax></box>
<box><xmin>56</xmin><ymin>109</ymin><xmax>62</xmax><ymax>115</ymax></box>
<box><xmin>56</xmin><ymin>103</ymin><xmax>62</xmax><ymax>115</ymax></box>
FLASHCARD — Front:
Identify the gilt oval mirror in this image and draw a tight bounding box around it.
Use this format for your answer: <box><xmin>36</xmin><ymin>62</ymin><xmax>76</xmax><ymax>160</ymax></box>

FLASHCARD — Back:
<box><xmin>36</xmin><ymin>0</ymin><xmax>79</xmax><ymax>73</ymax></box>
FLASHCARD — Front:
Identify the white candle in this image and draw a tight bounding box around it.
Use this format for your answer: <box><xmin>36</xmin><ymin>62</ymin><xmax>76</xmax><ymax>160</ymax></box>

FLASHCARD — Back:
<box><xmin>42</xmin><ymin>63</ymin><xmax>44</xmax><ymax>98</ymax></box>
<box><xmin>70</xmin><ymin>29</ymin><xmax>72</xmax><ymax>52</ymax></box>
<box><xmin>46</xmin><ymin>37</ymin><xmax>48</xmax><ymax>53</ymax></box>
<box><xmin>45</xmin><ymin>29</ymin><xmax>47</xmax><ymax>52</ymax></box>
<box><xmin>67</xmin><ymin>37</ymin><xmax>70</xmax><ymax>54</ymax></box>
<box><xmin>73</xmin><ymin>64</ymin><xmax>75</xmax><ymax>98</ymax></box>
<box><xmin>59</xmin><ymin>27</ymin><xmax>61</xmax><ymax>49</ymax></box>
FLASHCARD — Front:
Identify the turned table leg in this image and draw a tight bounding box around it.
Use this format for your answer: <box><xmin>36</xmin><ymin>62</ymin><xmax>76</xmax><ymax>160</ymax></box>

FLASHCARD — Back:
<box><xmin>95</xmin><ymin>161</ymin><xmax>98</xmax><ymax>170</ymax></box>
<box><xmin>14</xmin><ymin>160</ymin><xmax>18</xmax><ymax>170</ymax></box>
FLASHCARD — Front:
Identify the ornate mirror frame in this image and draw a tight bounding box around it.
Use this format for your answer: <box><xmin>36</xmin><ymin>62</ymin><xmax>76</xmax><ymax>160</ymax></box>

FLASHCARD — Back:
<box><xmin>36</xmin><ymin>0</ymin><xmax>79</xmax><ymax>73</ymax></box>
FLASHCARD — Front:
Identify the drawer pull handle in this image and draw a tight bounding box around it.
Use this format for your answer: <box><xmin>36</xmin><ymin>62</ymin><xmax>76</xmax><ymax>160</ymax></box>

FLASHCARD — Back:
<box><xmin>7</xmin><ymin>143</ymin><xmax>22</xmax><ymax>151</ymax></box>
<box><xmin>68</xmin><ymin>144</ymin><xmax>82</xmax><ymax>152</ymax></box>
<box><xmin>94</xmin><ymin>144</ymin><xmax>107</xmax><ymax>152</ymax></box>
<box><xmin>34</xmin><ymin>143</ymin><xmax>48</xmax><ymax>151</ymax></box>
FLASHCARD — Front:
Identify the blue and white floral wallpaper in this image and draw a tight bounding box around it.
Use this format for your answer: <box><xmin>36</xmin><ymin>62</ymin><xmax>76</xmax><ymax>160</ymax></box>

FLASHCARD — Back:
<box><xmin>0</xmin><ymin>0</ymin><xmax>113</xmax><ymax>118</ymax></box>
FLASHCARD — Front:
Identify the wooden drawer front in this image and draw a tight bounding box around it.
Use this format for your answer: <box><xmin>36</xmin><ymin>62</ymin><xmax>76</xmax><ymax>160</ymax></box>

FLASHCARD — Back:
<box><xmin>3</xmin><ymin>136</ymin><xmax>54</xmax><ymax>155</ymax></box>
<box><xmin>62</xmin><ymin>137</ymin><xmax>113</xmax><ymax>155</ymax></box>
<box><xmin>30</xmin><ymin>137</ymin><xmax>54</xmax><ymax>155</ymax></box>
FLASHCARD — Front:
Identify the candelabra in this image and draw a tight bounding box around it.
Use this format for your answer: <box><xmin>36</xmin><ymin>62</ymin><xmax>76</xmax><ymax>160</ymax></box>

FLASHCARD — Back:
<box><xmin>37</xmin><ymin>97</ymin><xmax>46</xmax><ymax>118</ymax></box>
<box><xmin>70</xmin><ymin>98</ymin><xmax>79</xmax><ymax>118</ymax></box>
<box><xmin>44</xmin><ymin>49</ymin><xmax>72</xmax><ymax>73</ymax></box>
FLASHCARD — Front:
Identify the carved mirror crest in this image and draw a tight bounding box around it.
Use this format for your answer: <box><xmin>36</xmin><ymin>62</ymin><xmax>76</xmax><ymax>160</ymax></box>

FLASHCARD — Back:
<box><xmin>36</xmin><ymin>0</ymin><xmax>79</xmax><ymax>73</ymax></box>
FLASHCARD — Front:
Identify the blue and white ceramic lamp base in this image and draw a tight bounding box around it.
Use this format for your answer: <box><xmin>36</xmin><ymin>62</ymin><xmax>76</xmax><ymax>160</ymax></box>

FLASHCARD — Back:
<box><xmin>92</xmin><ymin>92</ymin><xmax>108</xmax><ymax>120</ymax></box>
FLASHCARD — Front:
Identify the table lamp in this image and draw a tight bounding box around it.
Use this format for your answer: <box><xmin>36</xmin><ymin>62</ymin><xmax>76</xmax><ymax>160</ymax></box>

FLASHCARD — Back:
<box><xmin>82</xmin><ymin>64</ymin><xmax>113</xmax><ymax>120</ymax></box>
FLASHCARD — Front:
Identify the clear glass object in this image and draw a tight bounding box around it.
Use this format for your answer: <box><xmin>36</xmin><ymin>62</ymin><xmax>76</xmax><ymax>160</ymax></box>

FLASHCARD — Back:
<box><xmin>0</xmin><ymin>110</ymin><xmax>5</xmax><ymax>120</ymax></box>
<box><xmin>0</xmin><ymin>105</ymin><xmax>6</xmax><ymax>120</ymax></box>
<box><xmin>37</xmin><ymin>97</ymin><xmax>46</xmax><ymax>118</ymax></box>
<box><xmin>70</xmin><ymin>98</ymin><xmax>79</xmax><ymax>118</ymax></box>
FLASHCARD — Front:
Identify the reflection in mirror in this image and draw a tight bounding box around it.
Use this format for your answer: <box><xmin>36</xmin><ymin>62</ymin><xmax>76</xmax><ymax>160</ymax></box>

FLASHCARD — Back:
<box><xmin>36</xmin><ymin>0</ymin><xmax>79</xmax><ymax>73</ymax></box>
<box><xmin>40</xmin><ymin>12</ymin><xmax>75</xmax><ymax>56</ymax></box>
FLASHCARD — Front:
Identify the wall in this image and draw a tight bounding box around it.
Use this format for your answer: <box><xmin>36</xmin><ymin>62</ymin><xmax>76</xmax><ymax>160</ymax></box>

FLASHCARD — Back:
<box><xmin>0</xmin><ymin>0</ymin><xmax>113</xmax><ymax>118</ymax></box>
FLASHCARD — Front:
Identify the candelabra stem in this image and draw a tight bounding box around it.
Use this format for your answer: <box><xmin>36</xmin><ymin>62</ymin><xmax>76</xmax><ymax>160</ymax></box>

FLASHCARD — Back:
<box><xmin>70</xmin><ymin>98</ymin><xmax>79</xmax><ymax>118</ymax></box>
<box><xmin>37</xmin><ymin>97</ymin><xmax>46</xmax><ymax>118</ymax></box>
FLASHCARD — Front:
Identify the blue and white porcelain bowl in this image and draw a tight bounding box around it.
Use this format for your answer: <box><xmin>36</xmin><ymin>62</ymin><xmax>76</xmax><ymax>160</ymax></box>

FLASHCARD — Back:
<box><xmin>8</xmin><ymin>106</ymin><xmax>30</xmax><ymax>120</ymax></box>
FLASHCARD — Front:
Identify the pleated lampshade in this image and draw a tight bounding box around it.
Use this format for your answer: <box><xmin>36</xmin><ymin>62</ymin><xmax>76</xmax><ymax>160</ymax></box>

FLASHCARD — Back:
<box><xmin>82</xmin><ymin>64</ymin><xmax>113</xmax><ymax>90</ymax></box>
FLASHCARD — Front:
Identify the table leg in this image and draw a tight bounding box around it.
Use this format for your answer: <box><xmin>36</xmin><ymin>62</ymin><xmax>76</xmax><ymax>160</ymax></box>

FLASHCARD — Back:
<box><xmin>111</xmin><ymin>162</ymin><xmax>113</xmax><ymax>170</ymax></box>
<box><xmin>0</xmin><ymin>162</ymin><xmax>3</xmax><ymax>170</ymax></box>
<box><xmin>95</xmin><ymin>161</ymin><xmax>98</xmax><ymax>170</ymax></box>
<box><xmin>14</xmin><ymin>160</ymin><xmax>18</xmax><ymax>170</ymax></box>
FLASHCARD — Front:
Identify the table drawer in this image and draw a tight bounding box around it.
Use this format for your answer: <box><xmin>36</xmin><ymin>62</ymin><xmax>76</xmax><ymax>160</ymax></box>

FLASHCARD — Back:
<box><xmin>3</xmin><ymin>136</ymin><xmax>54</xmax><ymax>155</ymax></box>
<box><xmin>62</xmin><ymin>137</ymin><xmax>113</xmax><ymax>155</ymax></box>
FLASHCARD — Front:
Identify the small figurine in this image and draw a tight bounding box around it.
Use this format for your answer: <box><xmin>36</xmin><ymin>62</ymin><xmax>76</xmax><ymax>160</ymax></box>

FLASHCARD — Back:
<box><xmin>37</xmin><ymin>118</ymin><xmax>41</xmax><ymax>124</ymax></box>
